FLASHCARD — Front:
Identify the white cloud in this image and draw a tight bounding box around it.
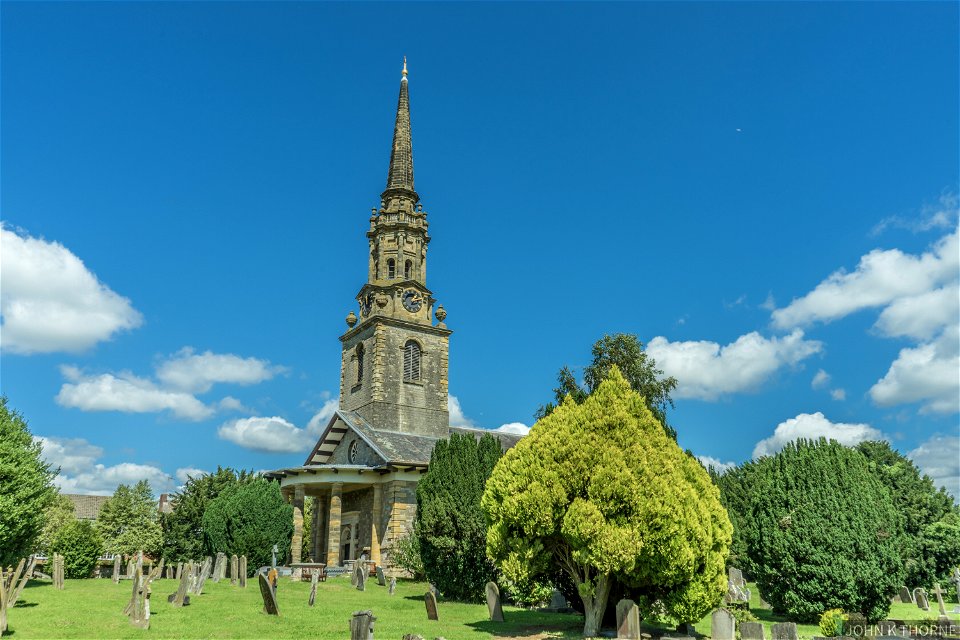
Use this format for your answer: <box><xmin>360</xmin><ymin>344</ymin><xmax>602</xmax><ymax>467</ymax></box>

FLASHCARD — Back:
<box><xmin>812</xmin><ymin>369</ymin><xmax>831</xmax><ymax>390</ymax></box>
<box><xmin>830</xmin><ymin>388</ymin><xmax>847</xmax><ymax>401</ymax></box>
<box><xmin>772</xmin><ymin>227</ymin><xmax>958</xmax><ymax>330</ymax></box>
<box><xmin>36</xmin><ymin>435</ymin><xmax>173</xmax><ymax>495</ymax></box>
<box><xmin>448</xmin><ymin>394</ymin><xmax>475</xmax><ymax>428</ymax></box>
<box><xmin>217</xmin><ymin>416</ymin><xmax>314</xmax><ymax>453</ymax></box>
<box><xmin>305</xmin><ymin>399</ymin><xmax>339</xmax><ymax>435</ymax></box>
<box><xmin>217</xmin><ymin>396</ymin><xmax>250</xmax><ymax>412</ymax></box>
<box><xmin>494</xmin><ymin>422</ymin><xmax>530</xmax><ymax>436</ymax></box>
<box><xmin>697</xmin><ymin>455</ymin><xmax>737</xmax><ymax>474</ymax></box>
<box><xmin>156</xmin><ymin>347</ymin><xmax>287</xmax><ymax>393</ymax></box>
<box><xmin>873</xmin><ymin>284</ymin><xmax>959</xmax><ymax>342</ymax></box>
<box><xmin>56</xmin><ymin>366</ymin><xmax>213</xmax><ymax>421</ymax></box>
<box><xmin>753</xmin><ymin>412</ymin><xmax>884</xmax><ymax>459</ymax></box>
<box><xmin>871</xmin><ymin>194</ymin><xmax>959</xmax><ymax>236</ymax></box>
<box><xmin>0</xmin><ymin>224</ymin><xmax>143</xmax><ymax>354</ymax></box>
<box><xmin>175</xmin><ymin>467</ymin><xmax>207</xmax><ymax>483</ymax></box>
<box><xmin>647</xmin><ymin>329</ymin><xmax>822</xmax><ymax>400</ymax></box>
<box><xmin>908</xmin><ymin>433</ymin><xmax>960</xmax><ymax>501</ymax></box>
<box><xmin>869</xmin><ymin>325</ymin><xmax>959</xmax><ymax>414</ymax></box>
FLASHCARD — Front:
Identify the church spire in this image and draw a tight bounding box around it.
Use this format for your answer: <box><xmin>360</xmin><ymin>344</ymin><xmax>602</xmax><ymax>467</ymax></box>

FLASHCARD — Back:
<box><xmin>382</xmin><ymin>57</ymin><xmax>418</xmax><ymax>210</ymax></box>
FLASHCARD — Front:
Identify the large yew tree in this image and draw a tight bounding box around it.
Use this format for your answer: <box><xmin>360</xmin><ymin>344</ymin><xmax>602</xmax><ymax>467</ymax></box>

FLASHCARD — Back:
<box><xmin>483</xmin><ymin>368</ymin><xmax>731</xmax><ymax>637</ymax></box>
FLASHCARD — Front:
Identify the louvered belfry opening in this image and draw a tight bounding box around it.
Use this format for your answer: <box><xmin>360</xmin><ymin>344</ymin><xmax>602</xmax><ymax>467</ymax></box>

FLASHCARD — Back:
<box><xmin>403</xmin><ymin>340</ymin><xmax>421</xmax><ymax>381</ymax></box>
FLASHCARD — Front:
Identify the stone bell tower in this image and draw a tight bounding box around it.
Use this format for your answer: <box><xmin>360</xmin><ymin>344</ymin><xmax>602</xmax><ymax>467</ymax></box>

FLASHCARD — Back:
<box><xmin>337</xmin><ymin>59</ymin><xmax>451</xmax><ymax>437</ymax></box>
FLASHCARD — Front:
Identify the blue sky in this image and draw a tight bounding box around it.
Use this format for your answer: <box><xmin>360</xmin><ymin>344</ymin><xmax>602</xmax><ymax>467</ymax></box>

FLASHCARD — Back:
<box><xmin>2</xmin><ymin>2</ymin><xmax>958</xmax><ymax>498</ymax></box>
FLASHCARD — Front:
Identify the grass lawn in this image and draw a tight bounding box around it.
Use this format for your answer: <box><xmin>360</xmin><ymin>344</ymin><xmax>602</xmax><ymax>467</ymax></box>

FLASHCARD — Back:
<box><xmin>6</xmin><ymin>578</ymin><xmax>957</xmax><ymax>639</ymax></box>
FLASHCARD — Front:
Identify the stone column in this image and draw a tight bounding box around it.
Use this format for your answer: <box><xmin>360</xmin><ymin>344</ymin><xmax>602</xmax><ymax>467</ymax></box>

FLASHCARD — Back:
<box><xmin>371</xmin><ymin>483</ymin><xmax>383</xmax><ymax>566</ymax></box>
<box><xmin>326</xmin><ymin>482</ymin><xmax>343</xmax><ymax>567</ymax></box>
<box><xmin>291</xmin><ymin>485</ymin><xmax>305</xmax><ymax>579</ymax></box>
<box><xmin>311</xmin><ymin>495</ymin><xmax>324</xmax><ymax>562</ymax></box>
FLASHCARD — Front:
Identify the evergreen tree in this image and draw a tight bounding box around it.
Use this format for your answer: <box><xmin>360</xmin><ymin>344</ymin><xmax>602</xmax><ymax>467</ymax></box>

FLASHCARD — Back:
<box><xmin>96</xmin><ymin>480</ymin><xmax>162</xmax><ymax>557</ymax></box>
<box><xmin>416</xmin><ymin>431</ymin><xmax>502</xmax><ymax>602</ymax></box>
<box><xmin>485</xmin><ymin>368</ymin><xmax>731</xmax><ymax>637</ymax></box>
<box><xmin>52</xmin><ymin>519</ymin><xmax>103</xmax><ymax>579</ymax></box>
<box><xmin>535</xmin><ymin>334</ymin><xmax>678</xmax><ymax>440</ymax></box>
<box><xmin>0</xmin><ymin>397</ymin><xmax>57</xmax><ymax>565</ymax></box>
<box><xmin>711</xmin><ymin>461</ymin><xmax>762</xmax><ymax>577</ymax></box>
<box><xmin>38</xmin><ymin>493</ymin><xmax>78</xmax><ymax>554</ymax></box>
<box><xmin>202</xmin><ymin>477</ymin><xmax>292</xmax><ymax>571</ymax></box>
<box><xmin>748</xmin><ymin>439</ymin><xmax>904</xmax><ymax>622</ymax></box>
<box><xmin>160</xmin><ymin>467</ymin><xmax>253</xmax><ymax>562</ymax></box>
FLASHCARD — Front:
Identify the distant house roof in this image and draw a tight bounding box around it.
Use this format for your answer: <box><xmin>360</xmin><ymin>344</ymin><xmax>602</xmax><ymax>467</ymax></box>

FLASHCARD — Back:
<box><xmin>158</xmin><ymin>493</ymin><xmax>175</xmax><ymax>514</ymax></box>
<box><xmin>64</xmin><ymin>494</ymin><xmax>110</xmax><ymax>521</ymax></box>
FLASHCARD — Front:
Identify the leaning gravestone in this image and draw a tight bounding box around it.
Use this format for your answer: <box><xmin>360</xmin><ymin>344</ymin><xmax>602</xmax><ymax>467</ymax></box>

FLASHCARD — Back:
<box><xmin>424</xmin><ymin>590</ymin><xmax>439</xmax><ymax>620</ymax></box>
<box><xmin>376</xmin><ymin>565</ymin><xmax>386</xmax><ymax>587</ymax></box>
<box><xmin>388</xmin><ymin>577</ymin><xmax>396</xmax><ymax>595</ymax></box>
<box><xmin>230</xmin><ymin>555</ymin><xmax>239</xmax><ymax>586</ymax></box>
<box><xmin>113</xmin><ymin>556</ymin><xmax>121</xmax><ymax>584</ymax></box>
<box><xmin>771</xmin><ymin>622</ymin><xmax>799</xmax><ymax>640</ymax></box>
<box><xmin>258</xmin><ymin>573</ymin><xmax>280</xmax><ymax>616</ymax></box>
<box><xmin>915</xmin><ymin>588</ymin><xmax>929</xmax><ymax>611</ymax></box>
<box><xmin>741</xmin><ymin>622</ymin><xmax>765</xmax><ymax>640</ymax></box>
<box><xmin>175</xmin><ymin>562</ymin><xmax>183</xmax><ymax>580</ymax></box>
<box><xmin>309</xmin><ymin>572</ymin><xmax>319</xmax><ymax>607</ymax></box>
<box><xmin>350</xmin><ymin>610</ymin><xmax>376</xmax><ymax>640</ymax></box>
<box><xmin>168</xmin><ymin>562</ymin><xmax>191</xmax><ymax>607</ymax></box>
<box><xmin>485</xmin><ymin>582</ymin><xmax>505</xmax><ymax>622</ymax></box>
<box><xmin>211</xmin><ymin>553</ymin><xmax>224</xmax><ymax>583</ymax></box>
<box><xmin>616</xmin><ymin>598</ymin><xmax>640</xmax><ymax>639</ymax></box>
<box><xmin>899</xmin><ymin>586</ymin><xmax>913</xmax><ymax>603</ymax></box>
<box><xmin>712</xmin><ymin>608</ymin><xmax>736</xmax><ymax>640</ymax></box>
<box><xmin>239</xmin><ymin>556</ymin><xmax>247</xmax><ymax>588</ymax></box>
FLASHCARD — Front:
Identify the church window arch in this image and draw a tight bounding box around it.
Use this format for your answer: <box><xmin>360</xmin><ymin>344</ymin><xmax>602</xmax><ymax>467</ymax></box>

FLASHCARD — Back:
<box><xmin>387</xmin><ymin>259</ymin><xmax>396</xmax><ymax>279</ymax></box>
<box><xmin>355</xmin><ymin>343</ymin><xmax>364</xmax><ymax>384</ymax></box>
<box><xmin>404</xmin><ymin>260</ymin><xmax>412</xmax><ymax>279</ymax></box>
<box><xmin>403</xmin><ymin>340</ymin><xmax>422</xmax><ymax>382</ymax></box>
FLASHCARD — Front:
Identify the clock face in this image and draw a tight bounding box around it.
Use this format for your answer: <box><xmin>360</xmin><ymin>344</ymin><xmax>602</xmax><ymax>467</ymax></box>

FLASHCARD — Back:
<box><xmin>402</xmin><ymin>289</ymin><xmax>423</xmax><ymax>312</ymax></box>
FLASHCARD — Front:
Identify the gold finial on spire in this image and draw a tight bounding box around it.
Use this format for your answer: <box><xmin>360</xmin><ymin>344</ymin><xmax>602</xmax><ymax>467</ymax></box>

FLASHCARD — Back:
<box><xmin>402</xmin><ymin>56</ymin><xmax>408</xmax><ymax>77</ymax></box>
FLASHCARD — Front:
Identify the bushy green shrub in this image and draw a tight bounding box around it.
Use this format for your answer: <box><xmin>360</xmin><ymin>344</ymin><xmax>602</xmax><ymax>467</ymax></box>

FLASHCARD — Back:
<box><xmin>820</xmin><ymin>609</ymin><xmax>846</xmax><ymax>637</ymax></box>
<box><xmin>390</xmin><ymin>531</ymin><xmax>425</xmax><ymax>580</ymax></box>
<box><xmin>202</xmin><ymin>477</ymin><xmax>292</xmax><ymax>571</ymax></box>
<box><xmin>500</xmin><ymin>576</ymin><xmax>555</xmax><ymax>608</ymax></box>
<box><xmin>748</xmin><ymin>439</ymin><xmax>904</xmax><ymax>622</ymax></box>
<box><xmin>416</xmin><ymin>432</ymin><xmax>502</xmax><ymax>602</ymax></box>
<box><xmin>52</xmin><ymin>519</ymin><xmax>103</xmax><ymax>578</ymax></box>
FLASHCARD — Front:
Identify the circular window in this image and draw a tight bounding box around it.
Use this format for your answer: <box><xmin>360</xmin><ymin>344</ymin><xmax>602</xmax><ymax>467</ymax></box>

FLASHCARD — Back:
<box><xmin>348</xmin><ymin>440</ymin><xmax>359</xmax><ymax>463</ymax></box>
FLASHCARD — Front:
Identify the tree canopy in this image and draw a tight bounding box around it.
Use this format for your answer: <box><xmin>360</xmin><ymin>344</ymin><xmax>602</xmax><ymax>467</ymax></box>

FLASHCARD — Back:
<box><xmin>535</xmin><ymin>334</ymin><xmax>678</xmax><ymax>440</ymax></box>
<box><xmin>416</xmin><ymin>431</ymin><xmax>502</xmax><ymax>602</ymax></box>
<box><xmin>52</xmin><ymin>519</ymin><xmax>103</xmax><ymax>579</ymax></box>
<box><xmin>96</xmin><ymin>480</ymin><xmax>163</xmax><ymax>557</ymax></box>
<box><xmin>485</xmin><ymin>368</ymin><xmax>730</xmax><ymax>637</ymax></box>
<box><xmin>0</xmin><ymin>397</ymin><xmax>57</xmax><ymax>566</ymax></box>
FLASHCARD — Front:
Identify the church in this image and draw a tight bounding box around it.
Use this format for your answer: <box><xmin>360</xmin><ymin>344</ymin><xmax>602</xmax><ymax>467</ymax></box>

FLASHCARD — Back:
<box><xmin>264</xmin><ymin>61</ymin><xmax>521</xmax><ymax>572</ymax></box>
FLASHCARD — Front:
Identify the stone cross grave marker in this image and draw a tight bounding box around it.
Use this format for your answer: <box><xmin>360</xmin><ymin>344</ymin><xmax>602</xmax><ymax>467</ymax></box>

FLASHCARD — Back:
<box><xmin>388</xmin><ymin>577</ymin><xmax>396</xmax><ymax>595</ymax></box>
<box><xmin>741</xmin><ymin>622</ymin><xmax>766</xmax><ymax>640</ymax></box>
<box><xmin>376</xmin><ymin>565</ymin><xmax>386</xmax><ymax>587</ymax></box>
<box><xmin>239</xmin><ymin>556</ymin><xmax>247</xmax><ymax>588</ymax></box>
<box><xmin>230</xmin><ymin>555</ymin><xmax>238</xmax><ymax>586</ymax></box>
<box><xmin>258</xmin><ymin>573</ymin><xmax>280</xmax><ymax>616</ymax></box>
<box><xmin>113</xmin><ymin>556</ymin><xmax>121</xmax><ymax>584</ymax></box>
<box><xmin>309</xmin><ymin>571</ymin><xmax>319</xmax><ymax>607</ymax></box>
<box><xmin>771</xmin><ymin>622</ymin><xmax>799</xmax><ymax>640</ymax></box>
<box><xmin>485</xmin><ymin>582</ymin><xmax>504</xmax><ymax>622</ymax></box>
<box><xmin>931</xmin><ymin>584</ymin><xmax>947</xmax><ymax>616</ymax></box>
<box><xmin>915</xmin><ymin>588</ymin><xmax>929</xmax><ymax>611</ymax></box>
<box><xmin>712</xmin><ymin>608</ymin><xmax>736</xmax><ymax>640</ymax></box>
<box><xmin>350</xmin><ymin>609</ymin><xmax>376</xmax><ymax>640</ymax></box>
<box><xmin>424</xmin><ymin>590</ymin><xmax>439</xmax><ymax>620</ymax></box>
<box><xmin>616</xmin><ymin>598</ymin><xmax>640</xmax><ymax>639</ymax></box>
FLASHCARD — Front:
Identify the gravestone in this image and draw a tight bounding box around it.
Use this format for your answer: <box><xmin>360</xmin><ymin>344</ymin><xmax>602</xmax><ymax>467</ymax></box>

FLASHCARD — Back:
<box><xmin>309</xmin><ymin>571</ymin><xmax>319</xmax><ymax>607</ymax></box>
<box><xmin>113</xmin><ymin>556</ymin><xmax>121</xmax><ymax>584</ymax></box>
<box><xmin>258</xmin><ymin>573</ymin><xmax>280</xmax><ymax>615</ymax></box>
<box><xmin>0</xmin><ymin>567</ymin><xmax>7</xmax><ymax>635</ymax></box>
<box><xmin>388</xmin><ymin>577</ymin><xmax>396</xmax><ymax>595</ymax></box>
<box><xmin>166</xmin><ymin>566</ymin><xmax>173</xmax><ymax>580</ymax></box>
<box><xmin>169</xmin><ymin>562</ymin><xmax>191</xmax><ymax>607</ymax></box>
<box><xmin>914</xmin><ymin>588</ymin><xmax>929</xmax><ymax>611</ymax></box>
<box><xmin>424</xmin><ymin>590</ymin><xmax>439</xmax><ymax>620</ymax></box>
<box><xmin>126</xmin><ymin>568</ymin><xmax>150</xmax><ymax>628</ymax></box>
<box><xmin>401</xmin><ymin>636</ymin><xmax>424</xmax><ymax>640</ymax></box>
<box><xmin>211</xmin><ymin>553</ymin><xmax>224</xmax><ymax>583</ymax></box>
<box><xmin>239</xmin><ymin>556</ymin><xmax>247</xmax><ymax>588</ymax></box>
<box><xmin>126</xmin><ymin>558</ymin><xmax>134</xmax><ymax>579</ymax></box>
<box><xmin>429</xmin><ymin>583</ymin><xmax>437</xmax><ymax>596</ymax></box>
<box><xmin>616</xmin><ymin>598</ymin><xmax>640</xmax><ymax>639</ymax></box>
<box><xmin>176</xmin><ymin>562</ymin><xmax>182</xmax><ymax>581</ymax></box>
<box><xmin>350</xmin><ymin>610</ymin><xmax>376</xmax><ymax>640</ymax></box>
<box><xmin>931</xmin><ymin>584</ymin><xmax>947</xmax><ymax>616</ymax></box>
<box><xmin>376</xmin><ymin>565</ymin><xmax>386</xmax><ymax>587</ymax></box>
<box><xmin>230</xmin><ymin>555</ymin><xmax>238</xmax><ymax>586</ymax></box>
<box><xmin>952</xmin><ymin>568</ymin><xmax>960</xmax><ymax>600</ymax></box>
<box><xmin>355</xmin><ymin>563</ymin><xmax>367</xmax><ymax>591</ymax></box>
<box><xmin>899</xmin><ymin>586</ymin><xmax>913</xmax><ymax>604</ymax></box>
<box><xmin>547</xmin><ymin>589</ymin><xmax>567</xmax><ymax>611</ymax></box>
<box><xmin>712</xmin><ymin>608</ymin><xmax>736</xmax><ymax>640</ymax></box>
<box><xmin>771</xmin><ymin>622</ymin><xmax>799</xmax><ymax>640</ymax></box>
<box><xmin>741</xmin><ymin>622</ymin><xmax>765</xmax><ymax>640</ymax></box>
<box><xmin>726</xmin><ymin>567</ymin><xmax>750</xmax><ymax>603</ymax></box>
<box><xmin>485</xmin><ymin>582</ymin><xmax>504</xmax><ymax>622</ymax></box>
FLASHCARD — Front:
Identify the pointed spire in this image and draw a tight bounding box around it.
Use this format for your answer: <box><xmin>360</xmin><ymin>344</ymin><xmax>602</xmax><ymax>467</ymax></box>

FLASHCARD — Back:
<box><xmin>382</xmin><ymin>57</ymin><xmax>418</xmax><ymax>209</ymax></box>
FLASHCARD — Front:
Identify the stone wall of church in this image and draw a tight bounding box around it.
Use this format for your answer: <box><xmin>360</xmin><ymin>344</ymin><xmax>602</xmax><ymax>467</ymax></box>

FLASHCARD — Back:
<box><xmin>342</xmin><ymin>487</ymin><xmax>374</xmax><ymax>553</ymax></box>
<box><xmin>328</xmin><ymin>435</ymin><xmax>381</xmax><ymax>467</ymax></box>
<box><xmin>380</xmin><ymin>479</ymin><xmax>418</xmax><ymax>567</ymax></box>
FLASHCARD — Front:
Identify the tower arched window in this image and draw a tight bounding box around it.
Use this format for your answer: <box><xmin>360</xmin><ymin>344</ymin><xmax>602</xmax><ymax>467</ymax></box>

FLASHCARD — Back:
<box><xmin>387</xmin><ymin>259</ymin><xmax>396</xmax><ymax>279</ymax></box>
<box><xmin>403</xmin><ymin>340</ymin><xmax>421</xmax><ymax>382</ymax></box>
<box><xmin>355</xmin><ymin>344</ymin><xmax>365</xmax><ymax>384</ymax></box>
<box><xmin>404</xmin><ymin>260</ymin><xmax>412</xmax><ymax>279</ymax></box>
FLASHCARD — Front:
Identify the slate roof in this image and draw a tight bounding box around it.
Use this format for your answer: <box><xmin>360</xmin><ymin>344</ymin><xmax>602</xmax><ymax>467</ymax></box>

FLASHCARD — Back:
<box><xmin>64</xmin><ymin>494</ymin><xmax>110</xmax><ymax>520</ymax></box>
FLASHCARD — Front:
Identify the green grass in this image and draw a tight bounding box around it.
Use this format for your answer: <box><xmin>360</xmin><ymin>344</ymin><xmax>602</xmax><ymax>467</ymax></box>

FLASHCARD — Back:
<box><xmin>6</xmin><ymin>578</ymin><xmax>957</xmax><ymax>639</ymax></box>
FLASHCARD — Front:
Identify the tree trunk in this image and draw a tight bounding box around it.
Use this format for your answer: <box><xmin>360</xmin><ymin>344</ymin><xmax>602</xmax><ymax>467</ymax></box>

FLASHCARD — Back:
<box><xmin>580</xmin><ymin>572</ymin><xmax>613</xmax><ymax>637</ymax></box>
